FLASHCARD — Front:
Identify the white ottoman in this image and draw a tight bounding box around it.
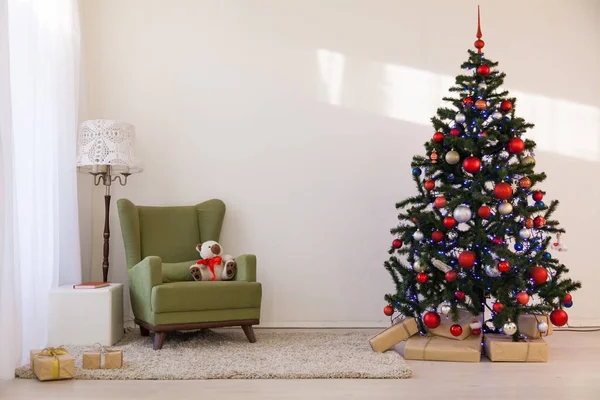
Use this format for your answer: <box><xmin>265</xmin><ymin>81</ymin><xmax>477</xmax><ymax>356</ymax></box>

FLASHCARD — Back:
<box><xmin>48</xmin><ymin>283</ymin><xmax>124</xmax><ymax>346</ymax></box>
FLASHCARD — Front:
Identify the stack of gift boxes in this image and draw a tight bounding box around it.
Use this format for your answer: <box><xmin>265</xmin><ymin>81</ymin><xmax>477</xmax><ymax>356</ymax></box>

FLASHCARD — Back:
<box><xmin>370</xmin><ymin>312</ymin><xmax>552</xmax><ymax>363</ymax></box>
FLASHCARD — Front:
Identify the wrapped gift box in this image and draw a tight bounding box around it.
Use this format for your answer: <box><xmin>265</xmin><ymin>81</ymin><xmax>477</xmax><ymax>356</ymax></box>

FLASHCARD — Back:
<box><xmin>404</xmin><ymin>333</ymin><xmax>482</xmax><ymax>363</ymax></box>
<box><xmin>518</xmin><ymin>314</ymin><xmax>553</xmax><ymax>339</ymax></box>
<box><xmin>429</xmin><ymin>309</ymin><xmax>482</xmax><ymax>341</ymax></box>
<box><xmin>83</xmin><ymin>347</ymin><xmax>123</xmax><ymax>369</ymax></box>
<box><xmin>369</xmin><ymin>317</ymin><xmax>419</xmax><ymax>352</ymax></box>
<box><xmin>483</xmin><ymin>334</ymin><xmax>548</xmax><ymax>362</ymax></box>
<box><xmin>30</xmin><ymin>348</ymin><xmax>75</xmax><ymax>381</ymax></box>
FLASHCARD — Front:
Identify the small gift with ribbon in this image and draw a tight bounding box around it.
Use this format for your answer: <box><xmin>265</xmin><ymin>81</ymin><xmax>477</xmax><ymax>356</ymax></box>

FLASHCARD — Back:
<box><xmin>29</xmin><ymin>346</ymin><xmax>75</xmax><ymax>381</ymax></box>
<box><xmin>483</xmin><ymin>334</ymin><xmax>548</xmax><ymax>362</ymax></box>
<box><xmin>404</xmin><ymin>332</ymin><xmax>482</xmax><ymax>363</ymax></box>
<box><xmin>82</xmin><ymin>343</ymin><xmax>123</xmax><ymax>369</ymax></box>
<box><xmin>369</xmin><ymin>317</ymin><xmax>419</xmax><ymax>353</ymax></box>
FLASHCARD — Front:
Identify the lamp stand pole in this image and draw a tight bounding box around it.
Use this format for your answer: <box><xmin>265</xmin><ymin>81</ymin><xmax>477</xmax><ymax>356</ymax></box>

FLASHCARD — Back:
<box><xmin>90</xmin><ymin>165</ymin><xmax>131</xmax><ymax>283</ymax></box>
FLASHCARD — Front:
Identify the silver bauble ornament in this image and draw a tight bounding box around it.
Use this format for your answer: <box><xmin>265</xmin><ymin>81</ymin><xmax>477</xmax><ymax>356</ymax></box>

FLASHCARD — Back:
<box><xmin>522</xmin><ymin>155</ymin><xmax>536</xmax><ymax>166</ymax></box>
<box><xmin>484</xmin><ymin>264</ymin><xmax>501</xmax><ymax>277</ymax></box>
<box><xmin>493</xmin><ymin>111</ymin><xmax>503</xmax><ymax>120</ymax></box>
<box><xmin>453</xmin><ymin>205</ymin><xmax>472</xmax><ymax>223</ymax></box>
<box><xmin>413</xmin><ymin>261</ymin><xmax>426</xmax><ymax>273</ymax></box>
<box><xmin>503</xmin><ymin>321</ymin><xmax>518</xmax><ymax>336</ymax></box>
<box><xmin>537</xmin><ymin>320</ymin><xmax>549</xmax><ymax>333</ymax></box>
<box><xmin>413</xmin><ymin>230</ymin><xmax>424</xmax><ymax>241</ymax></box>
<box><xmin>519</xmin><ymin>228</ymin><xmax>532</xmax><ymax>239</ymax></box>
<box><xmin>440</xmin><ymin>304</ymin><xmax>451</xmax><ymax>316</ymax></box>
<box><xmin>499</xmin><ymin>150</ymin><xmax>510</xmax><ymax>160</ymax></box>
<box><xmin>445</xmin><ymin>150</ymin><xmax>460</xmax><ymax>165</ymax></box>
<box><xmin>498</xmin><ymin>201</ymin><xmax>513</xmax><ymax>215</ymax></box>
<box><xmin>455</xmin><ymin>113</ymin><xmax>466</xmax><ymax>124</ymax></box>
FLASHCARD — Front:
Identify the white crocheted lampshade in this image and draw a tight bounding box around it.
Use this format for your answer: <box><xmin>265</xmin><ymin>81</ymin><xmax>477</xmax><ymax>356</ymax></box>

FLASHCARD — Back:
<box><xmin>76</xmin><ymin>119</ymin><xmax>143</xmax><ymax>173</ymax></box>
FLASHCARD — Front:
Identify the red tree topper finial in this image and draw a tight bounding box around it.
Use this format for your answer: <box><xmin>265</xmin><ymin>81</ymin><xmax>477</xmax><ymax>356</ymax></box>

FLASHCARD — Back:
<box><xmin>474</xmin><ymin>5</ymin><xmax>485</xmax><ymax>53</ymax></box>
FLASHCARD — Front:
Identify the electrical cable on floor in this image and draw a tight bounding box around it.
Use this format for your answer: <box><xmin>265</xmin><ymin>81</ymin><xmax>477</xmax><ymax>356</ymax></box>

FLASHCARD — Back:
<box><xmin>554</xmin><ymin>324</ymin><xmax>600</xmax><ymax>332</ymax></box>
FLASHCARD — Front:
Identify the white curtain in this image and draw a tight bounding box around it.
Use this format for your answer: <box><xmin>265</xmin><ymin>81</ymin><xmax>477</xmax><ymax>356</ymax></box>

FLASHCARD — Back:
<box><xmin>0</xmin><ymin>0</ymin><xmax>82</xmax><ymax>378</ymax></box>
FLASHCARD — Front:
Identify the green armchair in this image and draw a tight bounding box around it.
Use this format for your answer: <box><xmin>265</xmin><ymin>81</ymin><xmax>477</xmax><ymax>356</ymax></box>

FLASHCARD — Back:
<box><xmin>117</xmin><ymin>198</ymin><xmax>262</xmax><ymax>350</ymax></box>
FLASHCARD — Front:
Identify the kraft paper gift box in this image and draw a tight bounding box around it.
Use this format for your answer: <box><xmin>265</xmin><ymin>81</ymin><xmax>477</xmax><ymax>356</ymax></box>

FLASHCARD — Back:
<box><xmin>30</xmin><ymin>347</ymin><xmax>75</xmax><ymax>381</ymax></box>
<box><xmin>83</xmin><ymin>345</ymin><xmax>123</xmax><ymax>369</ymax></box>
<box><xmin>404</xmin><ymin>334</ymin><xmax>482</xmax><ymax>363</ymax></box>
<box><xmin>369</xmin><ymin>317</ymin><xmax>419</xmax><ymax>352</ymax></box>
<box><xmin>428</xmin><ymin>309</ymin><xmax>482</xmax><ymax>341</ymax></box>
<box><xmin>483</xmin><ymin>334</ymin><xmax>548</xmax><ymax>362</ymax></box>
<box><xmin>517</xmin><ymin>314</ymin><xmax>554</xmax><ymax>339</ymax></box>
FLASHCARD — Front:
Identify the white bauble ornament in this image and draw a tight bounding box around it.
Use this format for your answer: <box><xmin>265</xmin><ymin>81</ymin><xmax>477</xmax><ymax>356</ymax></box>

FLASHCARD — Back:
<box><xmin>498</xmin><ymin>201</ymin><xmax>513</xmax><ymax>215</ymax></box>
<box><xmin>493</xmin><ymin>111</ymin><xmax>503</xmax><ymax>120</ymax></box>
<box><xmin>503</xmin><ymin>321</ymin><xmax>518</xmax><ymax>335</ymax></box>
<box><xmin>445</xmin><ymin>150</ymin><xmax>460</xmax><ymax>165</ymax></box>
<box><xmin>519</xmin><ymin>228</ymin><xmax>532</xmax><ymax>239</ymax></box>
<box><xmin>499</xmin><ymin>150</ymin><xmax>510</xmax><ymax>160</ymax></box>
<box><xmin>478</xmin><ymin>83</ymin><xmax>487</xmax><ymax>90</ymax></box>
<box><xmin>537</xmin><ymin>321</ymin><xmax>549</xmax><ymax>333</ymax></box>
<box><xmin>455</xmin><ymin>113</ymin><xmax>466</xmax><ymax>124</ymax></box>
<box><xmin>453</xmin><ymin>205</ymin><xmax>472</xmax><ymax>223</ymax></box>
<box><xmin>413</xmin><ymin>230</ymin><xmax>424</xmax><ymax>241</ymax></box>
<box><xmin>440</xmin><ymin>304</ymin><xmax>451</xmax><ymax>316</ymax></box>
<box><xmin>484</xmin><ymin>264</ymin><xmax>501</xmax><ymax>277</ymax></box>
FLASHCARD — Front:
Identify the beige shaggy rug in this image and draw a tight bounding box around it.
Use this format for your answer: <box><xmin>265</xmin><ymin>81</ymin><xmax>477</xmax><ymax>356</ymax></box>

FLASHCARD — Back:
<box><xmin>16</xmin><ymin>329</ymin><xmax>411</xmax><ymax>379</ymax></box>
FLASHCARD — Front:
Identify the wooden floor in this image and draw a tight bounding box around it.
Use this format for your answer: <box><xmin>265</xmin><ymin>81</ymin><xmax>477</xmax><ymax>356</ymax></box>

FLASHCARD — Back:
<box><xmin>1</xmin><ymin>330</ymin><xmax>599</xmax><ymax>400</ymax></box>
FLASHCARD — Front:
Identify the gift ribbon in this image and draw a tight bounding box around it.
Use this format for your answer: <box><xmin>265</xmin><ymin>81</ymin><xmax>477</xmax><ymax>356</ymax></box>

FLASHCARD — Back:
<box><xmin>92</xmin><ymin>343</ymin><xmax>116</xmax><ymax>369</ymax></box>
<box><xmin>196</xmin><ymin>256</ymin><xmax>223</xmax><ymax>281</ymax></box>
<box><xmin>34</xmin><ymin>346</ymin><xmax>68</xmax><ymax>379</ymax></box>
<box><xmin>416</xmin><ymin>335</ymin><xmax>433</xmax><ymax>360</ymax></box>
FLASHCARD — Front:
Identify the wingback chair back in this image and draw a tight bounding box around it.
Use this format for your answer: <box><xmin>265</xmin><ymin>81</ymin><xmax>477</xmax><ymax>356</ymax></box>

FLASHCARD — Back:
<box><xmin>117</xmin><ymin>199</ymin><xmax>226</xmax><ymax>269</ymax></box>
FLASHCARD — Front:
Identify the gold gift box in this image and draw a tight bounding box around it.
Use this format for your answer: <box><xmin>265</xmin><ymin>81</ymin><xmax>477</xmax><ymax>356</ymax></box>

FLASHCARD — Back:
<box><xmin>428</xmin><ymin>309</ymin><xmax>482</xmax><ymax>341</ymax></box>
<box><xmin>30</xmin><ymin>348</ymin><xmax>75</xmax><ymax>381</ymax></box>
<box><xmin>404</xmin><ymin>333</ymin><xmax>482</xmax><ymax>362</ymax></box>
<box><xmin>517</xmin><ymin>314</ymin><xmax>553</xmax><ymax>339</ymax></box>
<box><xmin>83</xmin><ymin>349</ymin><xmax>123</xmax><ymax>369</ymax></box>
<box><xmin>369</xmin><ymin>317</ymin><xmax>419</xmax><ymax>352</ymax></box>
<box><xmin>483</xmin><ymin>334</ymin><xmax>548</xmax><ymax>362</ymax></box>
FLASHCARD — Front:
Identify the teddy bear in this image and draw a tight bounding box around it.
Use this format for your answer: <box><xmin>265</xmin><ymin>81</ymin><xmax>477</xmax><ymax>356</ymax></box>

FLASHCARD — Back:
<box><xmin>189</xmin><ymin>240</ymin><xmax>236</xmax><ymax>281</ymax></box>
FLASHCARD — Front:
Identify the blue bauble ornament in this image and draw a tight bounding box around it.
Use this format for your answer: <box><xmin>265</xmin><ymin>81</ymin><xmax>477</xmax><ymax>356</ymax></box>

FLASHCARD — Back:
<box><xmin>536</xmin><ymin>201</ymin><xmax>545</xmax><ymax>207</ymax></box>
<box><xmin>514</xmin><ymin>243</ymin><xmax>524</xmax><ymax>251</ymax></box>
<box><xmin>543</xmin><ymin>252</ymin><xmax>552</xmax><ymax>259</ymax></box>
<box><xmin>564</xmin><ymin>301</ymin><xmax>573</xmax><ymax>308</ymax></box>
<box><xmin>412</xmin><ymin>168</ymin><xmax>422</xmax><ymax>176</ymax></box>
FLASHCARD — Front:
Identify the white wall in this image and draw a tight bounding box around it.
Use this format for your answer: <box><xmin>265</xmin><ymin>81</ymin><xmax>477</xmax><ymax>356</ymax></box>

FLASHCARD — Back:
<box><xmin>80</xmin><ymin>0</ymin><xmax>600</xmax><ymax>327</ymax></box>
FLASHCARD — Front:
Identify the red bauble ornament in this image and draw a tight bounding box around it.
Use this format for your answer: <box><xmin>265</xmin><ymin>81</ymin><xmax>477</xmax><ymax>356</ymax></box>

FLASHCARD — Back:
<box><xmin>383</xmin><ymin>305</ymin><xmax>394</xmax><ymax>316</ymax></box>
<box><xmin>450</xmin><ymin>128</ymin><xmax>460</xmax><ymax>137</ymax></box>
<box><xmin>563</xmin><ymin>293</ymin><xmax>573</xmax><ymax>304</ymax></box>
<box><xmin>478</xmin><ymin>205</ymin><xmax>492</xmax><ymax>219</ymax></box>
<box><xmin>532</xmin><ymin>191</ymin><xmax>544</xmax><ymax>201</ymax></box>
<box><xmin>432</xmin><ymin>230</ymin><xmax>444</xmax><ymax>242</ymax></box>
<box><xmin>434</xmin><ymin>196</ymin><xmax>447</xmax><ymax>208</ymax></box>
<box><xmin>474</xmin><ymin>39</ymin><xmax>485</xmax><ymax>51</ymax></box>
<box><xmin>433</xmin><ymin>132</ymin><xmax>444</xmax><ymax>143</ymax></box>
<box><xmin>416</xmin><ymin>273</ymin><xmax>429</xmax><ymax>284</ymax></box>
<box><xmin>500</xmin><ymin>100</ymin><xmax>513</xmax><ymax>111</ymax></box>
<box><xmin>462</xmin><ymin>156</ymin><xmax>481</xmax><ymax>174</ymax></box>
<box><xmin>445</xmin><ymin>270</ymin><xmax>457</xmax><ymax>282</ymax></box>
<box><xmin>443</xmin><ymin>216</ymin><xmax>456</xmax><ymax>229</ymax></box>
<box><xmin>494</xmin><ymin>182</ymin><xmax>513</xmax><ymax>200</ymax></box>
<box><xmin>458</xmin><ymin>251</ymin><xmax>476</xmax><ymax>269</ymax></box>
<box><xmin>550</xmin><ymin>309</ymin><xmax>568</xmax><ymax>327</ymax></box>
<box><xmin>454</xmin><ymin>290</ymin><xmax>466</xmax><ymax>301</ymax></box>
<box><xmin>492</xmin><ymin>236</ymin><xmax>504</xmax><ymax>245</ymax></box>
<box><xmin>507</xmin><ymin>137</ymin><xmax>525</xmax><ymax>154</ymax></box>
<box><xmin>497</xmin><ymin>260</ymin><xmax>510</xmax><ymax>273</ymax></box>
<box><xmin>516</xmin><ymin>292</ymin><xmax>530</xmax><ymax>305</ymax></box>
<box><xmin>475</xmin><ymin>99</ymin><xmax>487</xmax><ymax>110</ymax></box>
<box><xmin>392</xmin><ymin>239</ymin><xmax>402</xmax><ymax>249</ymax></box>
<box><xmin>534</xmin><ymin>216</ymin><xmax>546</xmax><ymax>228</ymax></box>
<box><xmin>424</xmin><ymin>179</ymin><xmax>435</xmax><ymax>191</ymax></box>
<box><xmin>477</xmin><ymin>65</ymin><xmax>490</xmax><ymax>76</ymax></box>
<box><xmin>471</xmin><ymin>328</ymin><xmax>482</xmax><ymax>336</ymax></box>
<box><xmin>530</xmin><ymin>266</ymin><xmax>548</xmax><ymax>285</ymax></box>
<box><xmin>463</xmin><ymin>97</ymin><xmax>474</xmax><ymax>106</ymax></box>
<box><xmin>492</xmin><ymin>302</ymin><xmax>504</xmax><ymax>313</ymax></box>
<box><xmin>423</xmin><ymin>311</ymin><xmax>441</xmax><ymax>329</ymax></box>
<box><xmin>450</xmin><ymin>324</ymin><xmax>463</xmax><ymax>337</ymax></box>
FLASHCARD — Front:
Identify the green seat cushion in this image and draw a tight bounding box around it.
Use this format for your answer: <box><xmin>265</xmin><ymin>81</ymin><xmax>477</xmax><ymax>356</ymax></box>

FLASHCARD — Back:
<box><xmin>162</xmin><ymin>260</ymin><xmax>199</xmax><ymax>283</ymax></box>
<box><xmin>151</xmin><ymin>281</ymin><xmax>262</xmax><ymax>314</ymax></box>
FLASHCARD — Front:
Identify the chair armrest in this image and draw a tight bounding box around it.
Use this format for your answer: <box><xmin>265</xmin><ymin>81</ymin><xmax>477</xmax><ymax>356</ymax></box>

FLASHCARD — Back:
<box><xmin>233</xmin><ymin>254</ymin><xmax>257</xmax><ymax>282</ymax></box>
<box><xmin>128</xmin><ymin>256</ymin><xmax>163</xmax><ymax>322</ymax></box>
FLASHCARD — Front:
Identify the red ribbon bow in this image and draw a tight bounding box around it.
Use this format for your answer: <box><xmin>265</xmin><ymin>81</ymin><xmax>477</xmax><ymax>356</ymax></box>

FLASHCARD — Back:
<box><xmin>196</xmin><ymin>256</ymin><xmax>222</xmax><ymax>281</ymax></box>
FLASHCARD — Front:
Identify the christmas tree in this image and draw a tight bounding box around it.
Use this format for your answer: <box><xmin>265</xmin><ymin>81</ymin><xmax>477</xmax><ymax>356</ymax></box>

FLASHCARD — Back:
<box><xmin>383</xmin><ymin>8</ymin><xmax>581</xmax><ymax>341</ymax></box>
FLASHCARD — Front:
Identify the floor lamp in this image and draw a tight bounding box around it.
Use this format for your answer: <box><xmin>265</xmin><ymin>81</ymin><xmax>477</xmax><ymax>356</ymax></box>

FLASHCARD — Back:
<box><xmin>76</xmin><ymin>119</ymin><xmax>143</xmax><ymax>283</ymax></box>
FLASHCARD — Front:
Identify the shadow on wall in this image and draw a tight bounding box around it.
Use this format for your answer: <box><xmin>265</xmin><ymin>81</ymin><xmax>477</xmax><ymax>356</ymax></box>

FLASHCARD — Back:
<box><xmin>316</xmin><ymin>49</ymin><xmax>600</xmax><ymax>162</ymax></box>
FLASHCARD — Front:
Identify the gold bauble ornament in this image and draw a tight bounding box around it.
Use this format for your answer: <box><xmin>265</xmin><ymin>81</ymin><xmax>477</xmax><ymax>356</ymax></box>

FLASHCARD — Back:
<box><xmin>519</xmin><ymin>176</ymin><xmax>532</xmax><ymax>189</ymax></box>
<box><xmin>524</xmin><ymin>217</ymin><xmax>534</xmax><ymax>228</ymax></box>
<box><xmin>475</xmin><ymin>99</ymin><xmax>487</xmax><ymax>110</ymax></box>
<box><xmin>522</xmin><ymin>155</ymin><xmax>536</xmax><ymax>166</ymax></box>
<box><xmin>498</xmin><ymin>201</ymin><xmax>513</xmax><ymax>215</ymax></box>
<box><xmin>445</xmin><ymin>150</ymin><xmax>460</xmax><ymax>165</ymax></box>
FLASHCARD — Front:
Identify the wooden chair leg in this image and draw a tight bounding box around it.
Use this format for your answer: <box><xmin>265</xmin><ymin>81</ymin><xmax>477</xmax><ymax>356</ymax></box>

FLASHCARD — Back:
<box><xmin>140</xmin><ymin>325</ymin><xmax>150</xmax><ymax>337</ymax></box>
<box><xmin>242</xmin><ymin>325</ymin><xmax>256</xmax><ymax>343</ymax></box>
<box><xmin>153</xmin><ymin>332</ymin><xmax>166</xmax><ymax>350</ymax></box>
